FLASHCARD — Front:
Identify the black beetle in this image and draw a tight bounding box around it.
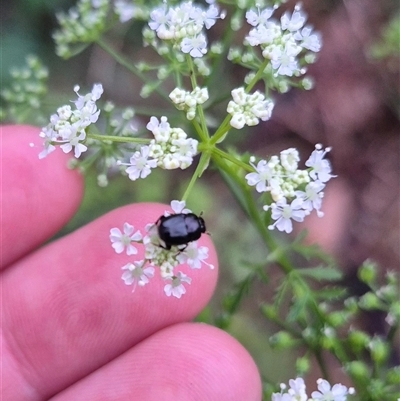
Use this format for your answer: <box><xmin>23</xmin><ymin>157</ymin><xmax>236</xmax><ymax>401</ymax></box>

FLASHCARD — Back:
<box><xmin>156</xmin><ymin>213</ymin><xmax>206</xmax><ymax>250</ymax></box>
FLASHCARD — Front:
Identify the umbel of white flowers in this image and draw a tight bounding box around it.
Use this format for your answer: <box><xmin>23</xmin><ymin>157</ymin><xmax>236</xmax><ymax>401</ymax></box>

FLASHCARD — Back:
<box><xmin>38</xmin><ymin>83</ymin><xmax>103</xmax><ymax>159</ymax></box>
<box><xmin>246</xmin><ymin>145</ymin><xmax>336</xmax><ymax>234</ymax></box>
<box><xmin>109</xmin><ymin>200</ymin><xmax>214</xmax><ymax>299</ymax></box>
<box><xmin>272</xmin><ymin>377</ymin><xmax>355</xmax><ymax>401</ymax></box>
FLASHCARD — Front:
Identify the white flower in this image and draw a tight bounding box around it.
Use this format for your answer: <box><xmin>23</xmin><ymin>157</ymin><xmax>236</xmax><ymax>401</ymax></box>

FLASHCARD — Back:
<box><xmin>170</xmin><ymin>199</ymin><xmax>191</xmax><ymax>214</ymax></box>
<box><xmin>164</xmin><ymin>271</ymin><xmax>192</xmax><ymax>298</ymax></box>
<box><xmin>269</xmin><ymin>44</ymin><xmax>301</xmax><ymax>77</ymax></box>
<box><xmin>73</xmin><ymin>84</ymin><xmax>103</xmax><ymax>126</ymax></box>
<box><xmin>265</xmin><ymin>198</ymin><xmax>307</xmax><ymax>233</ymax></box>
<box><xmin>176</xmin><ymin>242</ymin><xmax>213</xmax><ymax>269</ymax></box>
<box><xmin>244</xmin><ymin>4</ymin><xmax>321</xmax><ymax>79</ymax></box>
<box><xmin>271</xmin><ymin>394</ymin><xmax>294</xmax><ymax>401</ymax></box>
<box><xmin>287</xmin><ymin>378</ymin><xmax>308</xmax><ymax>401</ymax></box>
<box><xmin>146</xmin><ymin>116</ymin><xmax>171</xmax><ymax>142</ymax></box>
<box><xmin>280</xmin><ymin>148</ymin><xmax>300</xmax><ymax>172</ymax></box>
<box><xmin>281</xmin><ymin>7</ymin><xmax>307</xmax><ymax>32</ymax></box>
<box><xmin>148</xmin><ymin>2</ymin><xmax>223</xmax><ymax>58</ymax></box>
<box><xmin>246</xmin><ymin>7</ymin><xmax>274</xmax><ymax>27</ymax></box>
<box><xmin>192</xmin><ymin>87</ymin><xmax>209</xmax><ymax>104</ymax></box>
<box><xmin>109</xmin><ymin>223</ymin><xmax>142</xmax><ymax>255</ymax></box>
<box><xmin>59</xmin><ymin>124</ymin><xmax>88</xmax><ymax>158</ymax></box>
<box><xmin>246</xmin><ymin>22</ymin><xmax>281</xmax><ymax>47</ymax></box>
<box><xmin>124</xmin><ymin>146</ymin><xmax>158</xmax><ymax>181</ymax></box>
<box><xmin>181</xmin><ymin>33</ymin><xmax>208</xmax><ymax>57</ymax></box>
<box><xmin>227</xmin><ymin>88</ymin><xmax>274</xmax><ymax>129</ymax></box>
<box><xmin>305</xmin><ymin>144</ymin><xmax>336</xmax><ymax>183</ymax></box>
<box><xmin>148</xmin><ymin>4</ymin><xmax>169</xmax><ymax>32</ymax></box>
<box><xmin>295</xmin><ymin>26</ymin><xmax>322</xmax><ymax>52</ymax></box>
<box><xmin>38</xmin><ymin>83</ymin><xmax>103</xmax><ymax>159</ymax></box>
<box><xmin>121</xmin><ymin>261</ymin><xmax>155</xmax><ymax>291</ymax></box>
<box><xmin>190</xmin><ymin>4</ymin><xmax>220</xmax><ymax>29</ymax></box>
<box><xmin>169</xmin><ymin>87</ymin><xmax>209</xmax><ymax>120</ymax></box>
<box><xmin>272</xmin><ymin>378</ymin><xmax>307</xmax><ymax>401</ymax></box>
<box><xmin>203</xmin><ymin>4</ymin><xmax>220</xmax><ymax>29</ymax></box>
<box><xmin>159</xmin><ymin>261</ymin><xmax>176</xmax><ymax>279</ymax></box>
<box><xmin>169</xmin><ymin>87</ymin><xmax>187</xmax><ymax>105</ymax></box>
<box><xmin>147</xmin><ymin>116</ymin><xmax>198</xmax><ymax>170</ymax></box>
<box><xmin>295</xmin><ymin>181</ymin><xmax>325</xmax><ymax>217</ymax></box>
<box><xmin>311</xmin><ymin>378</ymin><xmax>355</xmax><ymax>401</ymax></box>
<box><xmin>38</xmin><ymin>126</ymin><xmax>57</xmax><ymax>159</ymax></box>
<box><xmin>114</xmin><ymin>0</ymin><xmax>138</xmax><ymax>23</ymax></box>
<box><xmin>246</xmin><ymin>159</ymin><xmax>278</xmax><ymax>193</ymax></box>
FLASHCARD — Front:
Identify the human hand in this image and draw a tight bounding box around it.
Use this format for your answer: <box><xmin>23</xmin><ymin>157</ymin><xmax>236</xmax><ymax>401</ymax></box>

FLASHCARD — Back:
<box><xmin>1</xmin><ymin>125</ymin><xmax>261</xmax><ymax>400</ymax></box>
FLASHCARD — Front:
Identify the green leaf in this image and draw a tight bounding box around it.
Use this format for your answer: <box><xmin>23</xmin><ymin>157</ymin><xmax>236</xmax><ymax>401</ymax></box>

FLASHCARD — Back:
<box><xmin>287</xmin><ymin>293</ymin><xmax>310</xmax><ymax>322</ymax></box>
<box><xmin>292</xmin><ymin>231</ymin><xmax>335</xmax><ymax>263</ymax></box>
<box><xmin>222</xmin><ymin>273</ymin><xmax>256</xmax><ymax>315</ymax></box>
<box><xmin>297</xmin><ymin>265</ymin><xmax>343</xmax><ymax>282</ymax></box>
<box><xmin>315</xmin><ymin>287</ymin><xmax>348</xmax><ymax>301</ymax></box>
<box><xmin>273</xmin><ymin>276</ymin><xmax>292</xmax><ymax>310</ymax></box>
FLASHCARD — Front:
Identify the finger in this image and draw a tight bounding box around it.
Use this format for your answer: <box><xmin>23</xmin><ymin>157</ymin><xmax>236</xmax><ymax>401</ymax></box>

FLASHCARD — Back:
<box><xmin>2</xmin><ymin>203</ymin><xmax>218</xmax><ymax>400</ymax></box>
<box><xmin>50</xmin><ymin>323</ymin><xmax>262</xmax><ymax>401</ymax></box>
<box><xmin>1</xmin><ymin>125</ymin><xmax>84</xmax><ymax>269</ymax></box>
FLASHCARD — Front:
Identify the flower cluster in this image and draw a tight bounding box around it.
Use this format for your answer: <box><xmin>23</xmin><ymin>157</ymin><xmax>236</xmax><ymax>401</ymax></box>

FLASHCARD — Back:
<box><xmin>245</xmin><ymin>4</ymin><xmax>322</xmax><ymax>77</ymax></box>
<box><xmin>169</xmin><ymin>86</ymin><xmax>209</xmax><ymax>120</ymax></box>
<box><xmin>119</xmin><ymin>116</ymin><xmax>198</xmax><ymax>180</ymax></box>
<box><xmin>272</xmin><ymin>378</ymin><xmax>355</xmax><ymax>401</ymax></box>
<box><xmin>147</xmin><ymin>116</ymin><xmax>198</xmax><ymax>169</ymax></box>
<box><xmin>114</xmin><ymin>0</ymin><xmax>149</xmax><ymax>23</ymax></box>
<box><xmin>147</xmin><ymin>1</ymin><xmax>224</xmax><ymax>57</ymax></box>
<box><xmin>0</xmin><ymin>55</ymin><xmax>48</xmax><ymax>118</ymax></box>
<box><xmin>246</xmin><ymin>145</ymin><xmax>335</xmax><ymax>233</ymax></box>
<box><xmin>53</xmin><ymin>0</ymin><xmax>109</xmax><ymax>58</ymax></box>
<box><xmin>227</xmin><ymin>87</ymin><xmax>274</xmax><ymax>129</ymax></box>
<box><xmin>109</xmin><ymin>201</ymin><xmax>213</xmax><ymax>298</ymax></box>
<box><xmin>38</xmin><ymin>83</ymin><xmax>103</xmax><ymax>159</ymax></box>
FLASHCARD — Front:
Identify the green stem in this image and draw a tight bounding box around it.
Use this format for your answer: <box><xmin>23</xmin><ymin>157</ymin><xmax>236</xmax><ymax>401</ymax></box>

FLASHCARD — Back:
<box><xmin>96</xmin><ymin>38</ymin><xmax>169</xmax><ymax>102</ymax></box>
<box><xmin>245</xmin><ymin>58</ymin><xmax>270</xmax><ymax>93</ymax></box>
<box><xmin>210</xmin><ymin>58</ymin><xmax>270</xmax><ymax>145</ymax></box>
<box><xmin>314</xmin><ymin>350</ymin><xmax>330</xmax><ymax>380</ymax></box>
<box><xmin>186</xmin><ymin>55</ymin><xmax>198</xmax><ymax>88</ymax></box>
<box><xmin>88</xmin><ymin>133</ymin><xmax>150</xmax><ymax>144</ymax></box>
<box><xmin>211</xmin><ymin>147</ymin><xmax>252</xmax><ymax>172</ymax></box>
<box><xmin>192</xmin><ymin>118</ymin><xmax>208</xmax><ymax>142</ymax></box>
<box><xmin>209</xmin><ymin>114</ymin><xmax>232</xmax><ymax>145</ymax></box>
<box><xmin>185</xmin><ymin>55</ymin><xmax>210</xmax><ymax>140</ymax></box>
<box><xmin>212</xmin><ymin>154</ymin><xmax>294</xmax><ymax>274</ymax></box>
<box><xmin>182</xmin><ymin>152</ymin><xmax>210</xmax><ymax>202</ymax></box>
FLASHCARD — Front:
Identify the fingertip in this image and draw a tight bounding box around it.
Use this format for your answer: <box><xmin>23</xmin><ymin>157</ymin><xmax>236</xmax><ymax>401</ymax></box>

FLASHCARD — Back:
<box><xmin>1</xmin><ymin>125</ymin><xmax>84</xmax><ymax>268</ymax></box>
<box><xmin>51</xmin><ymin>322</ymin><xmax>262</xmax><ymax>401</ymax></box>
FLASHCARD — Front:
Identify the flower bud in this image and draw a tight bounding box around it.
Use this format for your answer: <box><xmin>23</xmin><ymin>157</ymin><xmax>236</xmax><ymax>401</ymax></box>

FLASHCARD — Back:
<box><xmin>260</xmin><ymin>304</ymin><xmax>278</xmax><ymax>320</ymax></box>
<box><xmin>369</xmin><ymin>337</ymin><xmax>389</xmax><ymax>365</ymax></box>
<box><xmin>348</xmin><ymin>330</ymin><xmax>370</xmax><ymax>353</ymax></box>
<box><xmin>327</xmin><ymin>311</ymin><xmax>350</xmax><ymax>327</ymax></box>
<box><xmin>320</xmin><ymin>332</ymin><xmax>337</xmax><ymax>350</ymax></box>
<box><xmin>346</xmin><ymin>361</ymin><xmax>370</xmax><ymax>381</ymax></box>
<box><xmin>344</xmin><ymin>296</ymin><xmax>359</xmax><ymax>313</ymax></box>
<box><xmin>296</xmin><ymin>356</ymin><xmax>310</xmax><ymax>375</ymax></box>
<box><xmin>302</xmin><ymin>327</ymin><xmax>318</xmax><ymax>345</ymax></box>
<box><xmin>387</xmin><ymin>301</ymin><xmax>400</xmax><ymax>325</ymax></box>
<box><xmin>386</xmin><ymin>366</ymin><xmax>400</xmax><ymax>385</ymax></box>
<box><xmin>269</xmin><ymin>331</ymin><xmax>296</xmax><ymax>349</ymax></box>
<box><xmin>358</xmin><ymin>260</ymin><xmax>378</xmax><ymax>285</ymax></box>
<box><xmin>386</xmin><ymin>270</ymin><xmax>398</xmax><ymax>285</ymax></box>
<box><xmin>216</xmin><ymin>313</ymin><xmax>231</xmax><ymax>329</ymax></box>
<box><xmin>358</xmin><ymin>292</ymin><xmax>382</xmax><ymax>310</ymax></box>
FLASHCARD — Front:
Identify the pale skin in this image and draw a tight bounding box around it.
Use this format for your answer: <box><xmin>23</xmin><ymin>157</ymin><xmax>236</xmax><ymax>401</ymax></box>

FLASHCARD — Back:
<box><xmin>1</xmin><ymin>125</ymin><xmax>262</xmax><ymax>400</ymax></box>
